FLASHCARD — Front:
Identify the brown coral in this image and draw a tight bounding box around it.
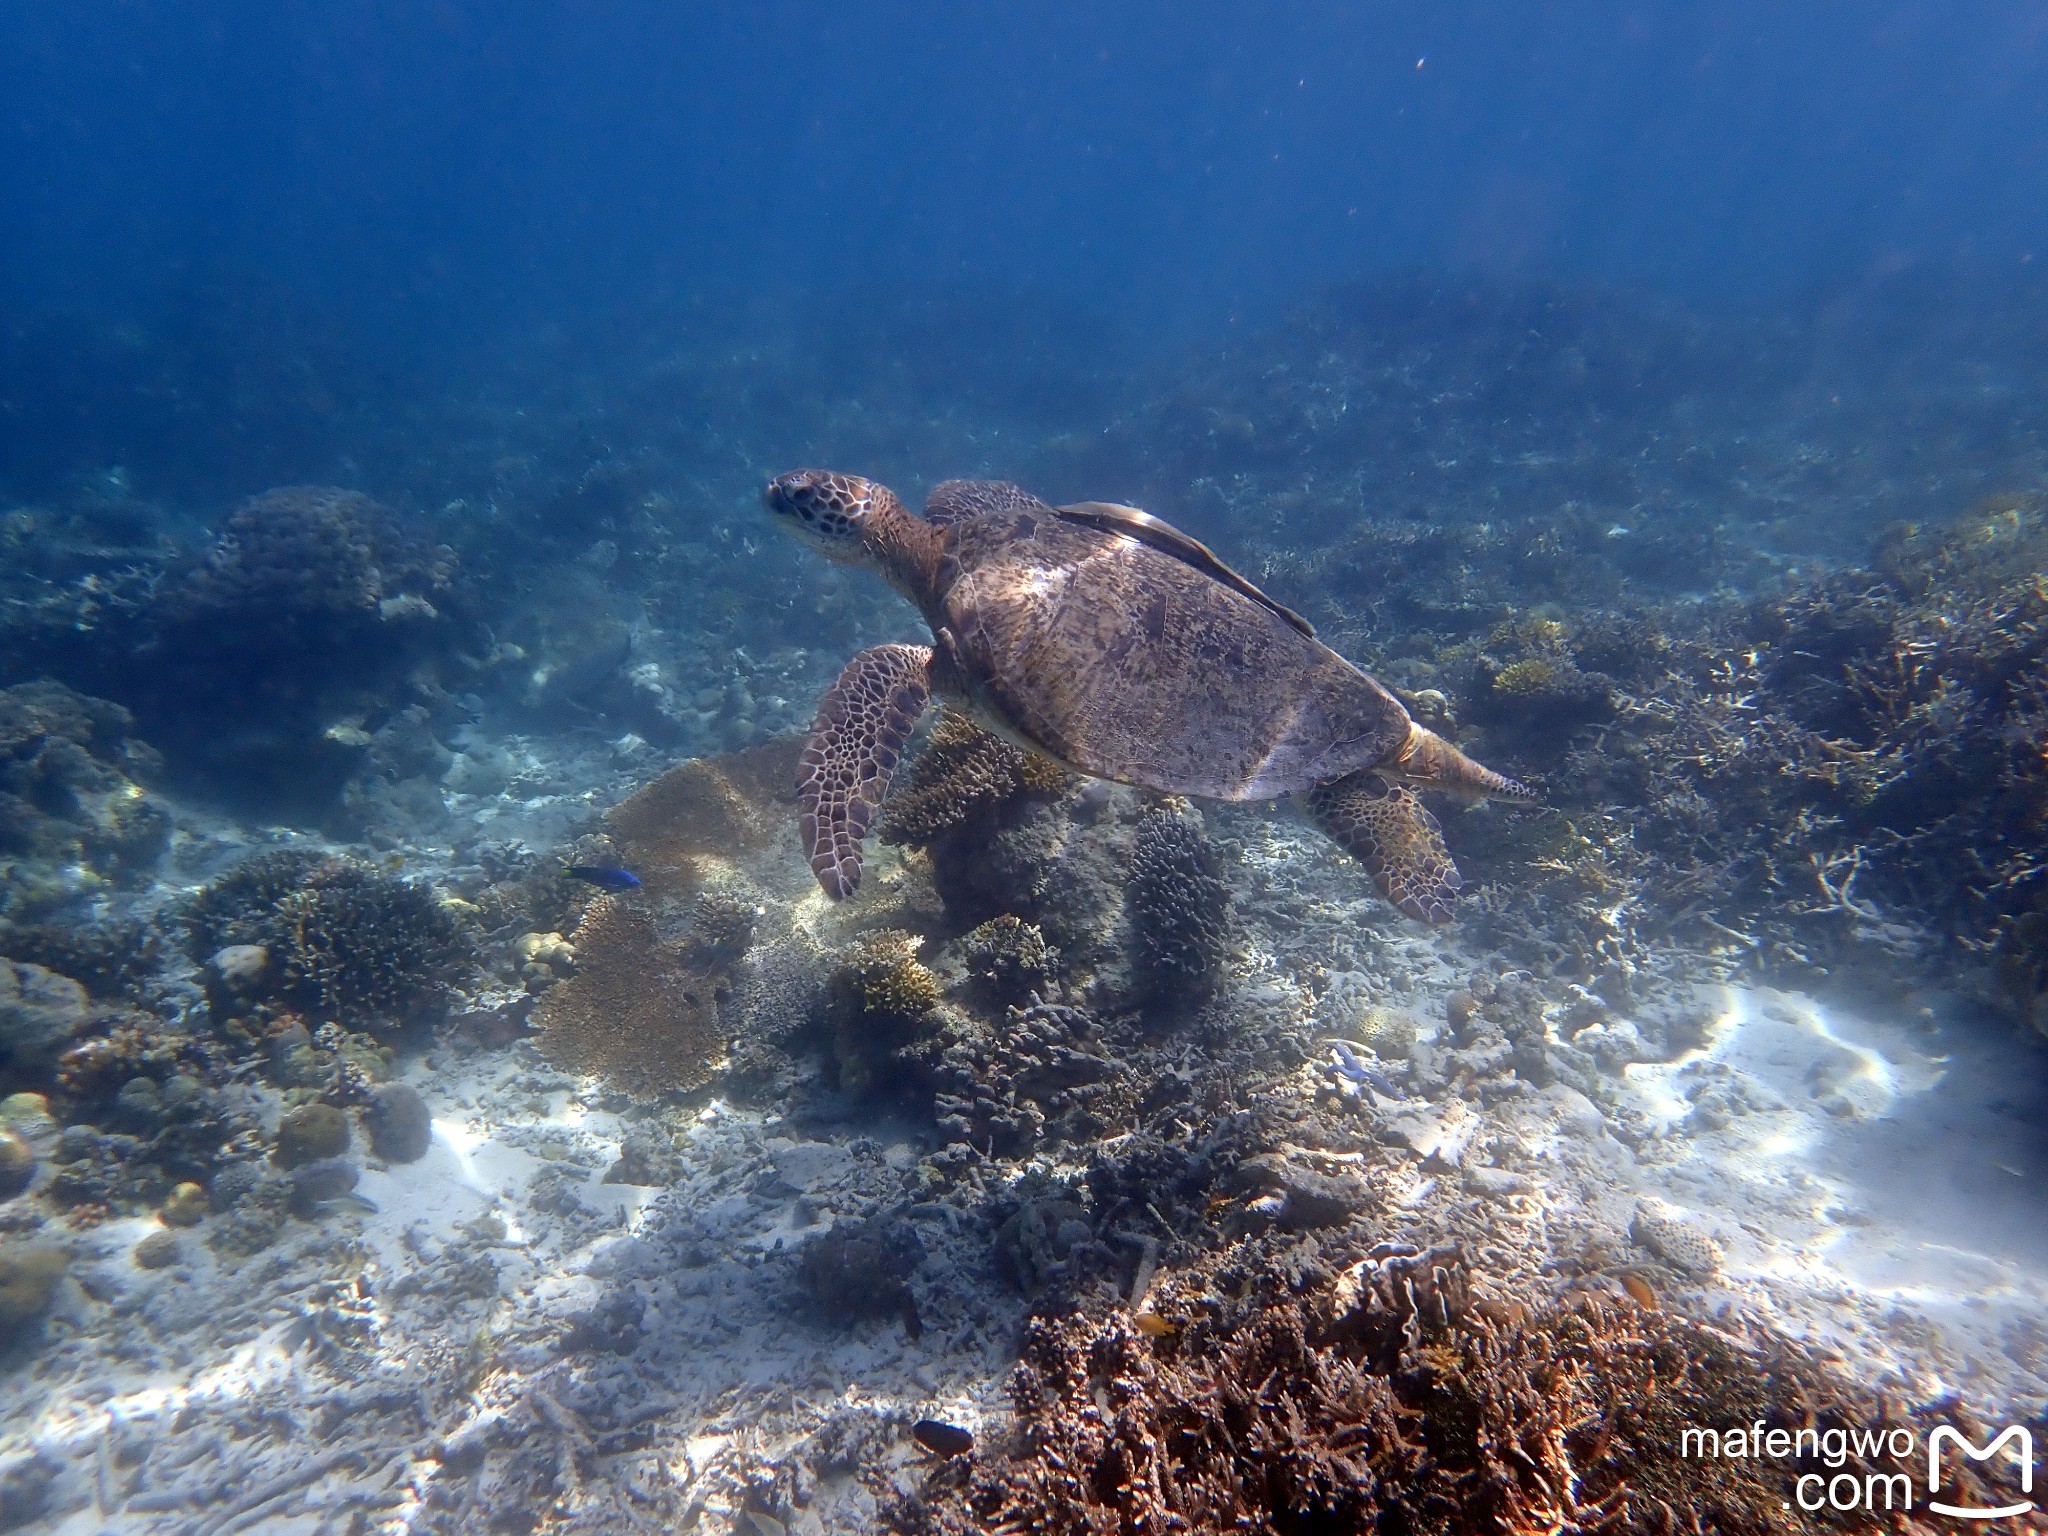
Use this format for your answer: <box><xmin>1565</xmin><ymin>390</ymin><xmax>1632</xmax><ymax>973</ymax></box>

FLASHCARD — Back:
<box><xmin>877</xmin><ymin>712</ymin><xmax>1066</xmax><ymax>848</ymax></box>
<box><xmin>894</xmin><ymin>1237</ymin><xmax>2020</xmax><ymax>1536</ymax></box>
<box><xmin>604</xmin><ymin>736</ymin><xmax>807</xmax><ymax>911</ymax></box>
<box><xmin>531</xmin><ymin>896</ymin><xmax>724</xmax><ymax>1098</ymax></box>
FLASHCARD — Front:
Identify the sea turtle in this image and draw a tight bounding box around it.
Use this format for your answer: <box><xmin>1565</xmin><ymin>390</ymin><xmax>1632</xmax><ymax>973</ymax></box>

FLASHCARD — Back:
<box><xmin>764</xmin><ymin>471</ymin><xmax>1535</xmax><ymax>922</ymax></box>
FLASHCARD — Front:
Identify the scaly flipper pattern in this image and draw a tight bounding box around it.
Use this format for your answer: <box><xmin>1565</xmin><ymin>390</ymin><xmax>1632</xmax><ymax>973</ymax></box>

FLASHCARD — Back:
<box><xmin>1307</xmin><ymin>770</ymin><xmax>1461</xmax><ymax>924</ymax></box>
<box><xmin>798</xmin><ymin>644</ymin><xmax>934</xmax><ymax>898</ymax></box>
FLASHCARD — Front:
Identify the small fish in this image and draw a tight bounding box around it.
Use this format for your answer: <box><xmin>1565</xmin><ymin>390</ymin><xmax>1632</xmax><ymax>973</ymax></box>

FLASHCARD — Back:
<box><xmin>912</xmin><ymin>1419</ymin><xmax>974</xmax><ymax>1458</ymax></box>
<box><xmin>1132</xmin><ymin>1311</ymin><xmax>1177</xmax><ymax>1338</ymax></box>
<box><xmin>1328</xmin><ymin>1041</ymin><xmax>1404</xmax><ymax>1099</ymax></box>
<box><xmin>565</xmin><ymin>865</ymin><xmax>641</xmax><ymax>891</ymax></box>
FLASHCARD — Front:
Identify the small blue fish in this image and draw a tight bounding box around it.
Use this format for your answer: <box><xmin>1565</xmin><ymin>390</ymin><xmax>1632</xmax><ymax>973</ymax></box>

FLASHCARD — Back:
<box><xmin>1328</xmin><ymin>1041</ymin><xmax>1404</xmax><ymax>1099</ymax></box>
<box><xmin>566</xmin><ymin>865</ymin><xmax>641</xmax><ymax>891</ymax></box>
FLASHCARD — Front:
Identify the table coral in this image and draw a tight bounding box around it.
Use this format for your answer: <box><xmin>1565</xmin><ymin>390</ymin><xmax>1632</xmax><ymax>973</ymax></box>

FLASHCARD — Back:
<box><xmin>531</xmin><ymin>896</ymin><xmax>725</xmax><ymax>1099</ymax></box>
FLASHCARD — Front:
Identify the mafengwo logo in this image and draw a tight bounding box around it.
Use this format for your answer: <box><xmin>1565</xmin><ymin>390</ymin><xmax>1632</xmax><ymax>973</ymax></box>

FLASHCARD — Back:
<box><xmin>1926</xmin><ymin>1426</ymin><xmax>2035</xmax><ymax>1522</ymax></box>
<box><xmin>1680</xmin><ymin>1420</ymin><xmax>2036</xmax><ymax>1520</ymax></box>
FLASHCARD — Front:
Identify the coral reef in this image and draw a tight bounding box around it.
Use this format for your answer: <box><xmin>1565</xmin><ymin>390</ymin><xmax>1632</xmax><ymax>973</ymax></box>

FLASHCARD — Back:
<box><xmin>1125</xmin><ymin>799</ymin><xmax>1230</xmax><ymax>1011</ymax></box>
<box><xmin>363</xmin><ymin>1081</ymin><xmax>433</xmax><ymax>1162</ymax></box>
<box><xmin>959</xmin><ymin>914</ymin><xmax>1060</xmax><ymax>1002</ymax></box>
<box><xmin>878</xmin><ymin>713</ymin><xmax>1069</xmax><ymax>921</ymax></box>
<box><xmin>171</xmin><ymin>486</ymin><xmax>457</xmax><ymax>632</ymax></box>
<box><xmin>0</xmin><ymin>1243</ymin><xmax>67</xmax><ymax>1345</ymax></box>
<box><xmin>878</xmin><ymin>712</ymin><xmax>1068</xmax><ymax>848</ymax></box>
<box><xmin>795</xmin><ymin>1214</ymin><xmax>925</xmax><ymax>1327</ymax></box>
<box><xmin>123</xmin><ymin>486</ymin><xmax>475</xmax><ymax>810</ymax></box>
<box><xmin>0</xmin><ymin>682</ymin><xmax>168</xmax><ymax>920</ymax></box>
<box><xmin>602</xmin><ymin>736</ymin><xmax>806</xmax><ymax>911</ymax></box>
<box><xmin>182</xmin><ymin>851</ymin><xmax>472</xmax><ymax>1031</ymax></box>
<box><xmin>0</xmin><ymin>1128</ymin><xmax>32</xmax><ymax>1200</ymax></box>
<box><xmin>0</xmin><ymin>918</ymin><xmax>161</xmax><ymax>1004</ymax></box>
<box><xmin>928</xmin><ymin>998</ymin><xmax>1124</xmax><ymax>1159</ymax></box>
<box><xmin>893</xmin><ymin>1236</ymin><xmax>2020</xmax><ymax>1536</ymax></box>
<box><xmin>825</xmin><ymin>931</ymin><xmax>945</xmax><ymax>1100</ymax></box>
<box><xmin>274</xmin><ymin>1103</ymin><xmax>351</xmax><ymax>1169</ymax></box>
<box><xmin>531</xmin><ymin>896</ymin><xmax>725</xmax><ymax>1099</ymax></box>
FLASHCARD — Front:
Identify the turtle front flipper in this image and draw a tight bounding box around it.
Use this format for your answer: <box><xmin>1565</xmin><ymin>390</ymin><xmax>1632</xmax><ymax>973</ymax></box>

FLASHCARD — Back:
<box><xmin>799</xmin><ymin>644</ymin><xmax>935</xmax><ymax>898</ymax></box>
<box><xmin>1306</xmin><ymin>770</ymin><xmax>1461</xmax><ymax>924</ymax></box>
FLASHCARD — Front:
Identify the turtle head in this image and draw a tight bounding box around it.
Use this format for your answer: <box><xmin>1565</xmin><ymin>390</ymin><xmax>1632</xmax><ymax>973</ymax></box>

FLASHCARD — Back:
<box><xmin>764</xmin><ymin>470</ymin><xmax>899</xmax><ymax>563</ymax></box>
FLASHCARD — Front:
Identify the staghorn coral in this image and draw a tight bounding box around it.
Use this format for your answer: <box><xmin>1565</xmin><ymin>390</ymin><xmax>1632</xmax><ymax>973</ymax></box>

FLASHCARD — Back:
<box><xmin>893</xmin><ymin>1235</ymin><xmax>2020</xmax><ymax>1536</ymax></box>
<box><xmin>183</xmin><ymin>852</ymin><xmax>471</xmax><ymax>1031</ymax></box>
<box><xmin>1125</xmin><ymin>799</ymin><xmax>1230</xmax><ymax>1011</ymax></box>
<box><xmin>531</xmin><ymin>896</ymin><xmax>724</xmax><ymax>1099</ymax></box>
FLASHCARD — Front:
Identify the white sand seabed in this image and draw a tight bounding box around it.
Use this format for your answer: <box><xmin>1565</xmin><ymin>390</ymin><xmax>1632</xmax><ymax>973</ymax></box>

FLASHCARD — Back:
<box><xmin>1610</xmin><ymin>984</ymin><xmax>2047</xmax><ymax>1406</ymax></box>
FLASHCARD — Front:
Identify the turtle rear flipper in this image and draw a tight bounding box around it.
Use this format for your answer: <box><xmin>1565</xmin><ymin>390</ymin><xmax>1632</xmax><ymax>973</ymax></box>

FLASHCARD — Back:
<box><xmin>798</xmin><ymin>644</ymin><xmax>935</xmax><ymax>898</ymax></box>
<box><xmin>1307</xmin><ymin>771</ymin><xmax>1461</xmax><ymax>924</ymax></box>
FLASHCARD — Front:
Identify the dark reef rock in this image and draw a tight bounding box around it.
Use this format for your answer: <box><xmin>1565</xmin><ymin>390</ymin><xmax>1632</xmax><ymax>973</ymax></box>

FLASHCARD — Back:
<box><xmin>0</xmin><ymin>683</ymin><xmax>169</xmax><ymax>920</ymax></box>
<box><xmin>184</xmin><ymin>851</ymin><xmax>472</xmax><ymax>1031</ymax></box>
<box><xmin>1125</xmin><ymin>800</ymin><xmax>1230</xmax><ymax>1012</ymax></box>
<box><xmin>0</xmin><ymin>961</ymin><xmax>92</xmax><ymax>1082</ymax></box>
<box><xmin>796</xmin><ymin>1214</ymin><xmax>925</xmax><ymax>1326</ymax></box>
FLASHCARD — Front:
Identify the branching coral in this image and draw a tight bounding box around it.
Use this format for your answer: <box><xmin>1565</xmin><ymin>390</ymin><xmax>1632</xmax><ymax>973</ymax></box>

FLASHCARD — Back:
<box><xmin>531</xmin><ymin>895</ymin><xmax>725</xmax><ymax>1098</ymax></box>
<box><xmin>893</xmin><ymin>1236</ymin><xmax>2021</xmax><ymax>1535</ymax></box>
<box><xmin>182</xmin><ymin>851</ymin><xmax>472</xmax><ymax>1031</ymax></box>
<box><xmin>959</xmin><ymin>914</ymin><xmax>1060</xmax><ymax>1001</ymax></box>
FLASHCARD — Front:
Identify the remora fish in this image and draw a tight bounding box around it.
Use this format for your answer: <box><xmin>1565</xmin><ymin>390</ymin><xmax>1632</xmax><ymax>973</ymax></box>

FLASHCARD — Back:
<box><xmin>565</xmin><ymin>865</ymin><xmax>641</xmax><ymax>891</ymax></box>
